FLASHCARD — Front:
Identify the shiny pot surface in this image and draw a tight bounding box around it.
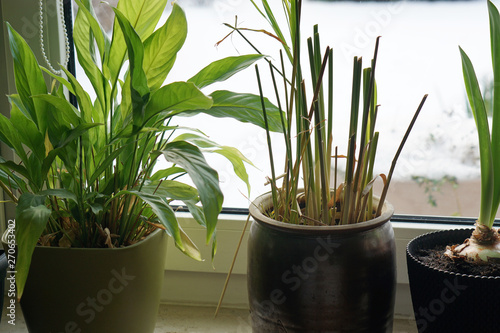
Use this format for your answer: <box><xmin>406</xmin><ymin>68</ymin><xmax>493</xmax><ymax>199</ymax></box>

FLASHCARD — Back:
<box><xmin>248</xmin><ymin>192</ymin><xmax>396</xmax><ymax>333</ymax></box>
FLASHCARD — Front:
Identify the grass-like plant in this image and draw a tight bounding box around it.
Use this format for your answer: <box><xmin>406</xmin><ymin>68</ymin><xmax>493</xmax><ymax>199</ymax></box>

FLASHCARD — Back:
<box><xmin>216</xmin><ymin>0</ymin><xmax>427</xmax><ymax>314</ymax></box>
<box><xmin>447</xmin><ymin>0</ymin><xmax>500</xmax><ymax>262</ymax></box>
<box><xmin>1</xmin><ymin>0</ymin><xmax>283</xmax><ymax>299</ymax></box>
<box><xmin>227</xmin><ymin>0</ymin><xmax>427</xmax><ymax>226</ymax></box>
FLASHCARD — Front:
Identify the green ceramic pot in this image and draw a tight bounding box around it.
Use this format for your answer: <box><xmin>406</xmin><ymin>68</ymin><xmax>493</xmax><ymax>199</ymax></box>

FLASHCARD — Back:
<box><xmin>2</xmin><ymin>228</ymin><xmax>167</xmax><ymax>333</ymax></box>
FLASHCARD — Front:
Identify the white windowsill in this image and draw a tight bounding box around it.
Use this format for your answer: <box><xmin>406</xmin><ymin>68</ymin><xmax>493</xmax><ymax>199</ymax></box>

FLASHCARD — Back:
<box><xmin>161</xmin><ymin>212</ymin><xmax>467</xmax><ymax>322</ymax></box>
<box><xmin>0</xmin><ymin>213</ymin><xmax>463</xmax><ymax>332</ymax></box>
<box><xmin>0</xmin><ymin>297</ymin><xmax>418</xmax><ymax>332</ymax></box>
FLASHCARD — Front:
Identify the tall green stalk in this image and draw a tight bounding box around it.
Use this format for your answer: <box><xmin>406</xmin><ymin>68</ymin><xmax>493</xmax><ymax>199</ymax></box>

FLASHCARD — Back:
<box><xmin>441</xmin><ymin>1</ymin><xmax>500</xmax><ymax>263</ymax></box>
<box><xmin>237</xmin><ymin>0</ymin><xmax>426</xmax><ymax>226</ymax></box>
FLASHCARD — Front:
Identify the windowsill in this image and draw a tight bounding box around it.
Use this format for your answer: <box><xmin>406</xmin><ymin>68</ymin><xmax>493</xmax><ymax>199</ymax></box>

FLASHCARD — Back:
<box><xmin>0</xmin><ymin>296</ymin><xmax>417</xmax><ymax>332</ymax></box>
<box><xmin>0</xmin><ymin>213</ymin><xmax>474</xmax><ymax>332</ymax></box>
<box><xmin>167</xmin><ymin>211</ymin><xmax>473</xmax><ymax>284</ymax></box>
<box><xmin>160</xmin><ymin>212</ymin><xmax>473</xmax><ymax>320</ymax></box>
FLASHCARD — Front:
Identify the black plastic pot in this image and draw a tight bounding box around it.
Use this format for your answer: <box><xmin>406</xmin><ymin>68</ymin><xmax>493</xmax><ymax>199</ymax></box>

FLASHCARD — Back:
<box><xmin>407</xmin><ymin>228</ymin><xmax>500</xmax><ymax>333</ymax></box>
<box><xmin>248</xmin><ymin>192</ymin><xmax>396</xmax><ymax>332</ymax></box>
<box><xmin>0</xmin><ymin>249</ymin><xmax>7</xmax><ymax>323</ymax></box>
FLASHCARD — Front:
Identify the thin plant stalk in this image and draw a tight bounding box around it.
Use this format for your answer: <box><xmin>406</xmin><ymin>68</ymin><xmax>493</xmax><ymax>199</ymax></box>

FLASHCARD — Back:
<box><xmin>256</xmin><ymin>65</ymin><xmax>279</xmax><ymax>215</ymax></box>
<box><xmin>377</xmin><ymin>94</ymin><xmax>428</xmax><ymax>216</ymax></box>
<box><xmin>241</xmin><ymin>0</ymin><xmax>425</xmax><ymax>227</ymax></box>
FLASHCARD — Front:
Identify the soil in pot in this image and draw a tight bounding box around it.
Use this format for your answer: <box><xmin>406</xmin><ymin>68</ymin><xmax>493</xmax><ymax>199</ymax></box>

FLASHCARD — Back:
<box><xmin>414</xmin><ymin>244</ymin><xmax>500</xmax><ymax>277</ymax></box>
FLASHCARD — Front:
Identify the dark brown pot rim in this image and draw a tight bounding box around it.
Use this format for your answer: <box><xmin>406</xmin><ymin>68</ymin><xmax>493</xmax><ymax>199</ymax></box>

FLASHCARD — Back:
<box><xmin>1</xmin><ymin>228</ymin><xmax>163</xmax><ymax>254</ymax></box>
<box><xmin>249</xmin><ymin>191</ymin><xmax>394</xmax><ymax>235</ymax></box>
<box><xmin>407</xmin><ymin>228</ymin><xmax>500</xmax><ymax>280</ymax></box>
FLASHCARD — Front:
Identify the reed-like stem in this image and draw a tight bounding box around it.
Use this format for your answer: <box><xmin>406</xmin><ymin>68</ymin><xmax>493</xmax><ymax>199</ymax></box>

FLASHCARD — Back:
<box><xmin>256</xmin><ymin>65</ymin><xmax>279</xmax><ymax>215</ymax></box>
<box><xmin>377</xmin><ymin>94</ymin><xmax>428</xmax><ymax>216</ymax></box>
<box><xmin>246</xmin><ymin>0</ymin><xmax>426</xmax><ymax>227</ymax></box>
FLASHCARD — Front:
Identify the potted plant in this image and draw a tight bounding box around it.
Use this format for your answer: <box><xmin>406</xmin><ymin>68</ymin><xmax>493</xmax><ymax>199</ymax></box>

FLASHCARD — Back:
<box><xmin>218</xmin><ymin>0</ymin><xmax>427</xmax><ymax>331</ymax></box>
<box><xmin>406</xmin><ymin>1</ymin><xmax>500</xmax><ymax>332</ymax></box>
<box><xmin>0</xmin><ymin>0</ymin><xmax>283</xmax><ymax>332</ymax></box>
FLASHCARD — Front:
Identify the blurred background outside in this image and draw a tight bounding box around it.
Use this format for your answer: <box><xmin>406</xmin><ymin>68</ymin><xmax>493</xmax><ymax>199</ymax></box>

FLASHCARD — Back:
<box><xmin>85</xmin><ymin>0</ymin><xmax>494</xmax><ymax>218</ymax></box>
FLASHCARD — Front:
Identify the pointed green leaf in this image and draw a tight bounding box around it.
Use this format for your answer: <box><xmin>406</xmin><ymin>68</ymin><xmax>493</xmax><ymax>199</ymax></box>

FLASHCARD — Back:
<box><xmin>122</xmin><ymin>189</ymin><xmax>202</xmax><ymax>260</ymax></box>
<box><xmin>113</xmin><ymin>7</ymin><xmax>150</xmax><ymax>128</ymax></box>
<box><xmin>188</xmin><ymin>55</ymin><xmax>266</xmax><ymax>89</ymax></box>
<box><xmin>145</xmin><ymin>82</ymin><xmax>212</xmax><ymax>122</ymax></box>
<box><xmin>144</xmin><ymin>3</ymin><xmax>187</xmax><ymax>91</ymax></box>
<box><xmin>39</xmin><ymin>189</ymin><xmax>78</xmax><ymax>204</ymax></box>
<box><xmin>73</xmin><ymin>0</ymin><xmax>109</xmax><ymax>112</ymax></box>
<box><xmin>488</xmin><ymin>0</ymin><xmax>500</xmax><ymax>221</ymax></box>
<box><xmin>460</xmin><ymin>46</ymin><xmax>494</xmax><ymax>227</ymax></box>
<box><xmin>107</xmin><ymin>0</ymin><xmax>168</xmax><ymax>80</ymax></box>
<box><xmin>6</xmin><ymin>23</ymin><xmax>48</xmax><ymax>131</ymax></box>
<box><xmin>0</xmin><ymin>113</ymin><xmax>29</xmax><ymax>165</ymax></box>
<box><xmin>140</xmin><ymin>180</ymin><xmax>198</xmax><ymax>202</ymax></box>
<box><xmin>9</xmin><ymin>105</ymin><xmax>45</xmax><ymax>161</ymax></box>
<box><xmin>174</xmin><ymin>133</ymin><xmax>253</xmax><ymax>194</ymax></box>
<box><xmin>212</xmin><ymin>146</ymin><xmax>252</xmax><ymax>195</ymax></box>
<box><xmin>0</xmin><ymin>158</ymin><xmax>28</xmax><ymax>193</ymax></box>
<box><xmin>150</xmin><ymin>166</ymin><xmax>186</xmax><ymax>181</ymax></box>
<box><xmin>74</xmin><ymin>0</ymin><xmax>107</xmax><ymax>60</ymax></box>
<box><xmin>182</xmin><ymin>90</ymin><xmax>284</xmax><ymax>132</ymax></box>
<box><xmin>183</xmin><ymin>201</ymin><xmax>207</xmax><ymax>228</ymax></box>
<box><xmin>56</xmin><ymin>123</ymin><xmax>102</xmax><ymax>148</ymax></box>
<box><xmin>40</xmin><ymin>68</ymin><xmax>75</xmax><ymax>95</ymax></box>
<box><xmin>15</xmin><ymin>193</ymin><xmax>52</xmax><ymax>299</ymax></box>
<box><xmin>32</xmin><ymin>95</ymin><xmax>80</xmax><ymax>127</ymax></box>
<box><xmin>162</xmin><ymin>141</ymin><xmax>223</xmax><ymax>244</ymax></box>
<box><xmin>0</xmin><ymin>158</ymin><xmax>30</xmax><ymax>181</ymax></box>
<box><xmin>61</xmin><ymin>67</ymin><xmax>94</xmax><ymax>124</ymax></box>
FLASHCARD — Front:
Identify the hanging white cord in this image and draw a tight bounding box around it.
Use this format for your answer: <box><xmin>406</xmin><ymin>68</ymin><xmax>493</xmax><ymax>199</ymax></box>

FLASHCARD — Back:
<box><xmin>39</xmin><ymin>0</ymin><xmax>70</xmax><ymax>75</ymax></box>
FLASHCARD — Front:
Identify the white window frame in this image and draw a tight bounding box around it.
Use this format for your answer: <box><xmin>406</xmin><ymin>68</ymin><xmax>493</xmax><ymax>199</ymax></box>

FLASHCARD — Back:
<box><xmin>162</xmin><ymin>212</ymin><xmax>469</xmax><ymax>320</ymax></box>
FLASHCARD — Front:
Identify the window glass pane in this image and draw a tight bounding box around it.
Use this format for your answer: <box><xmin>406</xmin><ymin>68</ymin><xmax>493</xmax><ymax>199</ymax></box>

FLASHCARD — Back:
<box><xmin>84</xmin><ymin>0</ymin><xmax>492</xmax><ymax>218</ymax></box>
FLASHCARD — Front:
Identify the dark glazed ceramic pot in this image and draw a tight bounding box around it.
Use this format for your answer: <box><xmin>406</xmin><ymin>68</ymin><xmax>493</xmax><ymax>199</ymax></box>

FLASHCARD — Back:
<box><xmin>407</xmin><ymin>228</ymin><xmax>500</xmax><ymax>333</ymax></box>
<box><xmin>2</xmin><ymin>228</ymin><xmax>167</xmax><ymax>333</ymax></box>
<box><xmin>248</xmin><ymin>192</ymin><xmax>396</xmax><ymax>333</ymax></box>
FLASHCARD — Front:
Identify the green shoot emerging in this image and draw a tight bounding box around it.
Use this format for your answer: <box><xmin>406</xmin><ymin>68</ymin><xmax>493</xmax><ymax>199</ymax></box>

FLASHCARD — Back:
<box><xmin>447</xmin><ymin>0</ymin><xmax>500</xmax><ymax>263</ymax></box>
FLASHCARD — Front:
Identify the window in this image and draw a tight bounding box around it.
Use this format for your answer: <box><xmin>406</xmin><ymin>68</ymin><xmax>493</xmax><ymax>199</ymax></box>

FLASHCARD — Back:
<box><xmin>0</xmin><ymin>0</ymin><xmax>493</xmax><ymax>321</ymax></box>
<box><xmin>165</xmin><ymin>0</ymin><xmax>489</xmax><ymax>219</ymax></box>
<box><xmin>0</xmin><ymin>0</ymin><xmax>492</xmax><ymax>220</ymax></box>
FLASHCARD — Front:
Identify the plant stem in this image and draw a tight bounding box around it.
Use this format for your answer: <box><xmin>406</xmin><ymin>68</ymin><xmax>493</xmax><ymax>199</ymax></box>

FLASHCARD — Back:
<box><xmin>377</xmin><ymin>94</ymin><xmax>428</xmax><ymax>216</ymax></box>
<box><xmin>269</xmin><ymin>61</ymin><xmax>290</xmax><ymax>220</ymax></box>
<box><xmin>256</xmin><ymin>64</ymin><xmax>279</xmax><ymax>215</ymax></box>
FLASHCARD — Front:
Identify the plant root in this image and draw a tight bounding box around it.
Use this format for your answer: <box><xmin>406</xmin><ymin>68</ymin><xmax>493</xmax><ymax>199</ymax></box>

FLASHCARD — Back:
<box><xmin>445</xmin><ymin>222</ymin><xmax>500</xmax><ymax>263</ymax></box>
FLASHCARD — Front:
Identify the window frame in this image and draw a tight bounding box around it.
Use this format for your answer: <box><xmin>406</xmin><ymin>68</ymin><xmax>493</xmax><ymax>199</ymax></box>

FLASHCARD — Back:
<box><xmin>0</xmin><ymin>0</ymin><xmax>492</xmax><ymax>322</ymax></box>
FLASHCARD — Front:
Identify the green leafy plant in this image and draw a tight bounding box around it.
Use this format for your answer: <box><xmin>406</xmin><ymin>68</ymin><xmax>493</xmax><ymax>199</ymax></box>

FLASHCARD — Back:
<box><xmin>225</xmin><ymin>0</ymin><xmax>427</xmax><ymax>226</ymax></box>
<box><xmin>1</xmin><ymin>0</ymin><xmax>283</xmax><ymax>299</ymax></box>
<box><xmin>448</xmin><ymin>0</ymin><xmax>500</xmax><ymax>262</ymax></box>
